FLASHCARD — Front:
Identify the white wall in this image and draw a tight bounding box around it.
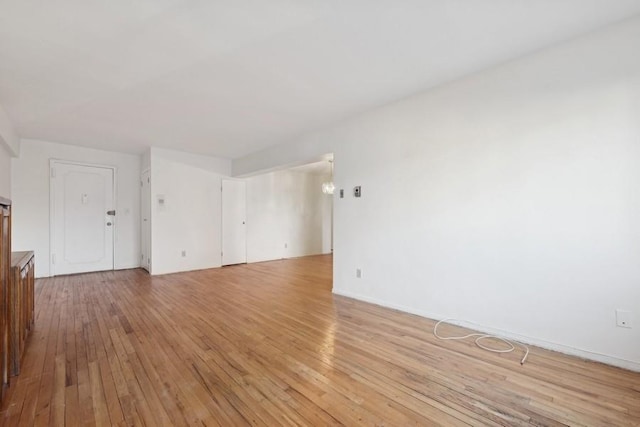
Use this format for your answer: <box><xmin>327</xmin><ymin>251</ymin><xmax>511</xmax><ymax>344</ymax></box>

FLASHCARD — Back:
<box><xmin>0</xmin><ymin>143</ymin><xmax>11</xmax><ymax>198</ymax></box>
<box><xmin>232</xmin><ymin>18</ymin><xmax>640</xmax><ymax>370</ymax></box>
<box><xmin>246</xmin><ymin>170</ymin><xmax>332</xmax><ymax>263</ymax></box>
<box><xmin>150</xmin><ymin>147</ymin><xmax>231</xmax><ymax>275</ymax></box>
<box><xmin>141</xmin><ymin>148</ymin><xmax>151</xmax><ymax>172</ymax></box>
<box><xmin>150</xmin><ymin>148</ymin><xmax>331</xmax><ymax>273</ymax></box>
<box><xmin>0</xmin><ymin>102</ymin><xmax>18</xmax><ymax>199</ymax></box>
<box><xmin>11</xmin><ymin>139</ymin><xmax>141</xmax><ymax>277</ymax></box>
<box><xmin>0</xmin><ymin>103</ymin><xmax>19</xmax><ymax>157</ymax></box>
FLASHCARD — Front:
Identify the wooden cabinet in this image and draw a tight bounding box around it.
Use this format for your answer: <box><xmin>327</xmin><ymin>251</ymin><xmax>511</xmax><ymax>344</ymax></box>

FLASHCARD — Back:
<box><xmin>0</xmin><ymin>197</ymin><xmax>37</xmax><ymax>403</ymax></box>
<box><xmin>10</xmin><ymin>251</ymin><xmax>34</xmax><ymax>376</ymax></box>
<box><xmin>0</xmin><ymin>197</ymin><xmax>11</xmax><ymax>399</ymax></box>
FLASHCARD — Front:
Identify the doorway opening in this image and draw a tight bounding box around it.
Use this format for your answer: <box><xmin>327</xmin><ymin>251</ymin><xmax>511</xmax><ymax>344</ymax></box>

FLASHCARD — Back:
<box><xmin>241</xmin><ymin>154</ymin><xmax>334</xmax><ymax>269</ymax></box>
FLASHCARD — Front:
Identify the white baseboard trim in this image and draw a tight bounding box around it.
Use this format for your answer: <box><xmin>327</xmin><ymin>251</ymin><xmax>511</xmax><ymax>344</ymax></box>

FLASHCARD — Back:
<box><xmin>332</xmin><ymin>288</ymin><xmax>640</xmax><ymax>373</ymax></box>
<box><xmin>37</xmin><ymin>264</ymin><xmax>143</xmax><ymax>278</ymax></box>
<box><xmin>114</xmin><ymin>264</ymin><xmax>142</xmax><ymax>271</ymax></box>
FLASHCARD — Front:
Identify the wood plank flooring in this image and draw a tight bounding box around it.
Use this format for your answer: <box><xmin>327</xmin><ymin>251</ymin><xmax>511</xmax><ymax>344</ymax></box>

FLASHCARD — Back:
<box><xmin>0</xmin><ymin>254</ymin><xmax>638</xmax><ymax>426</ymax></box>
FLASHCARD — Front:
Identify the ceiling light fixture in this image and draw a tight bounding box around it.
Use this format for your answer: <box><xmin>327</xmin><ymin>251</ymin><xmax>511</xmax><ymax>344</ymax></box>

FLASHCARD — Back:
<box><xmin>321</xmin><ymin>159</ymin><xmax>334</xmax><ymax>195</ymax></box>
<box><xmin>322</xmin><ymin>181</ymin><xmax>335</xmax><ymax>195</ymax></box>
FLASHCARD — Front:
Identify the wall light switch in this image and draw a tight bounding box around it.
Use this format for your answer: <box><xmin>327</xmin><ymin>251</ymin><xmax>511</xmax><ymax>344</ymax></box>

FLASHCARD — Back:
<box><xmin>354</xmin><ymin>186</ymin><xmax>361</xmax><ymax>198</ymax></box>
<box><xmin>340</xmin><ymin>189</ymin><xmax>344</xmax><ymax>198</ymax></box>
<box><xmin>157</xmin><ymin>194</ymin><xmax>166</xmax><ymax>211</ymax></box>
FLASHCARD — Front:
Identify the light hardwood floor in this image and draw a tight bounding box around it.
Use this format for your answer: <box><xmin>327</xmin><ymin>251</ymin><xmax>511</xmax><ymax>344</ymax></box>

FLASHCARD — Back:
<box><xmin>0</xmin><ymin>255</ymin><xmax>638</xmax><ymax>426</ymax></box>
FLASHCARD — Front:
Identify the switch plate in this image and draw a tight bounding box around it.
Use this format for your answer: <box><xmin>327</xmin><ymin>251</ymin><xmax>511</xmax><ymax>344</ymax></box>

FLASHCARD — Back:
<box><xmin>616</xmin><ymin>309</ymin><xmax>632</xmax><ymax>328</ymax></box>
<box><xmin>340</xmin><ymin>189</ymin><xmax>344</xmax><ymax>198</ymax></box>
<box><xmin>157</xmin><ymin>194</ymin><xmax>166</xmax><ymax>211</ymax></box>
<box><xmin>354</xmin><ymin>186</ymin><xmax>361</xmax><ymax>197</ymax></box>
<box><xmin>356</xmin><ymin>268</ymin><xmax>362</xmax><ymax>278</ymax></box>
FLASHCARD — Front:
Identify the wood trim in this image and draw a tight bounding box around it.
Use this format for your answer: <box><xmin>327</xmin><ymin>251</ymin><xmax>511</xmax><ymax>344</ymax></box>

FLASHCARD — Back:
<box><xmin>0</xmin><ymin>200</ymin><xmax>10</xmax><ymax>402</ymax></box>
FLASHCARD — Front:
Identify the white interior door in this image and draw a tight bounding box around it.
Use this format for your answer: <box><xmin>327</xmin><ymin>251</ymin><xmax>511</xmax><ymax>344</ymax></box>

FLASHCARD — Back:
<box><xmin>51</xmin><ymin>162</ymin><xmax>115</xmax><ymax>275</ymax></box>
<box><xmin>222</xmin><ymin>179</ymin><xmax>247</xmax><ymax>266</ymax></box>
<box><xmin>140</xmin><ymin>170</ymin><xmax>151</xmax><ymax>272</ymax></box>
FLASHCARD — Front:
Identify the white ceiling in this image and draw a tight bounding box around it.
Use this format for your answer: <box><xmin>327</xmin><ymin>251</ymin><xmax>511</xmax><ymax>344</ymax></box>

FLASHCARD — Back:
<box><xmin>1</xmin><ymin>1</ymin><xmax>640</xmax><ymax>159</ymax></box>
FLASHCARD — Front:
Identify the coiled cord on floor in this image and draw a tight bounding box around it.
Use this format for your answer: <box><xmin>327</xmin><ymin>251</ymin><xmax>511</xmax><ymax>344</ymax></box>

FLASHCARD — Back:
<box><xmin>433</xmin><ymin>318</ymin><xmax>530</xmax><ymax>365</ymax></box>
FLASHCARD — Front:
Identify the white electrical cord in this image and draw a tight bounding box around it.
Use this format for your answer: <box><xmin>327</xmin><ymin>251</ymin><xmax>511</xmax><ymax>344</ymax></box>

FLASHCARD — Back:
<box><xmin>433</xmin><ymin>318</ymin><xmax>530</xmax><ymax>365</ymax></box>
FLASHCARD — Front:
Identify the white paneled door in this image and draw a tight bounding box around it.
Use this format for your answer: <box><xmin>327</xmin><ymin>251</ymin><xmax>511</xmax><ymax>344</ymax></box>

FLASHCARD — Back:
<box><xmin>222</xmin><ymin>179</ymin><xmax>247</xmax><ymax>266</ymax></box>
<box><xmin>51</xmin><ymin>162</ymin><xmax>115</xmax><ymax>275</ymax></box>
<box><xmin>140</xmin><ymin>169</ymin><xmax>151</xmax><ymax>272</ymax></box>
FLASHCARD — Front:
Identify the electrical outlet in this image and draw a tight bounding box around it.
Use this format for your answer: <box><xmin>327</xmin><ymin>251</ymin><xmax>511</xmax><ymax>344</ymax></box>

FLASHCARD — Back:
<box><xmin>181</xmin><ymin>250</ymin><xmax>187</xmax><ymax>257</ymax></box>
<box><xmin>356</xmin><ymin>268</ymin><xmax>362</xmax><ymax>278</ymax></box>
<box><xmin>616</xmin><ymin>309</ymin><xmax>632</xmax><ymax>328</ymax></box>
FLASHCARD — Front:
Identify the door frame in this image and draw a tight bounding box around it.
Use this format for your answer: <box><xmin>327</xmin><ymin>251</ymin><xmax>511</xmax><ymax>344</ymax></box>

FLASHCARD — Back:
<box><xmin>49</xmin><ymin>159</ymin><xmax>118</xmax><ymax>277</ymax></box>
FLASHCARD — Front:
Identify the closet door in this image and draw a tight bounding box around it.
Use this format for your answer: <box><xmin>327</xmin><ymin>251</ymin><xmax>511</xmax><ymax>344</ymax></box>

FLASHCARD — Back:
<box><xmin>140</xmin><ymin>170</ymin><xmax>151</xmax><ymax>271</ymax></box>
<box><xmin>221</xmin><ymin>180</ymin><xmax>247</xmax><ymax>266</ymax></box>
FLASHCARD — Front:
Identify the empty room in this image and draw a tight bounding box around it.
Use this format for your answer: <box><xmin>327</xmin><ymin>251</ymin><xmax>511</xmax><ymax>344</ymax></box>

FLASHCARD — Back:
<box><xmin>0</xmin><ymin>1</ymin><xmax>639</xmax><ymax>425</ymax></box>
